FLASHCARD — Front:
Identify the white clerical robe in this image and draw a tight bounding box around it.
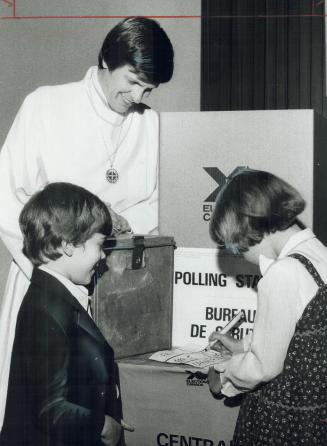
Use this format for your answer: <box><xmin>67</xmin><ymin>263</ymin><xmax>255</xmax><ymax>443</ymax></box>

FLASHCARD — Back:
<box><xmin>0</xmin><ymin>66</ymin><xmax>159</xmax><ymax>428</ymax></box>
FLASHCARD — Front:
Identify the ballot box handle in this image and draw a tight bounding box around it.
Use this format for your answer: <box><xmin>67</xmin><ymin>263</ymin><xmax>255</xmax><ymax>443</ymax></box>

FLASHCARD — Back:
<box><xmin>132</xmin><ymin>236</ymin><xmax>145</xmax><ymax>269</ymax></box>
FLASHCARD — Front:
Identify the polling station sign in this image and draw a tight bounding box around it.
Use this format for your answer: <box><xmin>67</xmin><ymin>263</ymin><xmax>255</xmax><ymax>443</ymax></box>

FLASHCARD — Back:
<box><xmin>172</xmin><ymin>247</ymin><xmax>258</xmax><ymax>348</ymax></box>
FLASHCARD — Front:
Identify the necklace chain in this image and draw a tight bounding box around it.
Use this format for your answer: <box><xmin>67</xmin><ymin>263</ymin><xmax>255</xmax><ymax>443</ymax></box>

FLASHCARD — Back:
<box><xmin>101</xmin><ymin>114</ymin><xmax>133</xmax><ymax>183</ymax></box>
<box><xmin>107</xmin><ymin>122</ymin><xmax>124</xmax><ymax>167</ymax></box>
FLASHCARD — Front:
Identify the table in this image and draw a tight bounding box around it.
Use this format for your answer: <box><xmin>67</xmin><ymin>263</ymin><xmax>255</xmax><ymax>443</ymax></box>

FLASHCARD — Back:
<box><xmin>118</xmin><ymin>354</ymin><xmax>241</xmax><ymax>446</ymax></box>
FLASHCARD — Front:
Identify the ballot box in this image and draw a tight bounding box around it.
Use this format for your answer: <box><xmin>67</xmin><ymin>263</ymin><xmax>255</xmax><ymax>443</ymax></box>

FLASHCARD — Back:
<box><xmin>118</xmin><ymin>354</ymin><xmax>240</xmax><ymax>446</ymax></box>
<box><xmin>159</xmin><ymin>109</ymin><xmax>327</xmax><ymax>247</ymax></box>
<box><xmin>93</xmin><ymin>235</ymin><xmax>175</xmax><ymax>359</ymax></box>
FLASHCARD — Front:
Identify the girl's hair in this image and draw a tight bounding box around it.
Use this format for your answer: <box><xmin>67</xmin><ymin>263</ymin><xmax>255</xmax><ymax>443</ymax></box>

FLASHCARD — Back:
<box><xmin>19</xmin><ymin>182</ymin><xmax>112</xmax><ymax>266</ymax></box>
<box><xmin>210</xmin><ymin>168</ymin><xmax>305</xmax><ymax>254</ymax></box>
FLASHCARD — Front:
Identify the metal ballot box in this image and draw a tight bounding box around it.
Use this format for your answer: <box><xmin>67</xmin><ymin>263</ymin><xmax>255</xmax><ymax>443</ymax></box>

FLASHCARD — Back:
<box><xmin>93</xmin><ymin>235</ymin><xmax>175</xmax><ymax>359</ymax></box>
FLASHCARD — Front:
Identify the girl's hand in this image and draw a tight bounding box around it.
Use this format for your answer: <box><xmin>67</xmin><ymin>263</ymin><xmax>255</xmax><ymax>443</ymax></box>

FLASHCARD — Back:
<box><xmin>208</xmin><ymin>333</ymin><xmax>244</xmax><ymax>354</ymax></box>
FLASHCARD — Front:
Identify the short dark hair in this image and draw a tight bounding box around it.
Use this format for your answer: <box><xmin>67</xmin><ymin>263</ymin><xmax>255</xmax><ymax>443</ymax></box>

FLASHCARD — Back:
<box><xmin>210</xmin><ymin>168</ymin><xmax>305</xmax><ymax>254</ymax></box>
<box><xmin>98</xmin><ymin>17</ymin><xmax>174</xmax><ymax>84</ymax></box>
<box><xmin>19</xmin><ymin>182</ymin><xmax>112</xmax><ymax>266</ymax></box>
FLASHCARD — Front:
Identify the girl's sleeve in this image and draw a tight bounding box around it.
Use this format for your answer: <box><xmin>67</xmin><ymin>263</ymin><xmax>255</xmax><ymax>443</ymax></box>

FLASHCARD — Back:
<box><xmin>220</xmin><ymin>260</ymin><xmax>301</xmax><ymax>395</ymax></box>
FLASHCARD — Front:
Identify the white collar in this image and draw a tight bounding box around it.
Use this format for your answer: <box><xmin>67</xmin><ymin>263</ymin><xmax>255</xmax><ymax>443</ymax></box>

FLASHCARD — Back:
<box><xmin>83</xmin><ymin>66</ymin><xmax>126</xmax><ymax>126</ymax></box>
<box><xmin>38</xmin><ymin>264</ymin><xmax>90</xmax><ymax>311</ymax></box>
<box><xmin>259</xmin><ymin>228</ymin><xmax>316</xmax><ymax>275</ymax></box>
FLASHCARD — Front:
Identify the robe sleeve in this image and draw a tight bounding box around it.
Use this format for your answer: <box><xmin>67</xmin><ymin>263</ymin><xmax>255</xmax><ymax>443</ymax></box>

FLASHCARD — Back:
<box><xmin>0</xmin><ymin>91</ymin><xmax>48</xmax><ymax>278</ymax></box>
<box><xmin>120</xmin><ymin>168</ymin><xmax>158</xmax><ymax>235</ymax></box>
<box><xmin>119</xmin><ymin>109</ymin><xmax>159</xmax><ymax>235</ymax></box>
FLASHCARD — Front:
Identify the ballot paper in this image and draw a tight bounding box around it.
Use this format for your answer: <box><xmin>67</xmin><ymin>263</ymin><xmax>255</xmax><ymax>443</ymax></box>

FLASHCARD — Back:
<box><xmin>149</xmin><ymin>344</ymin><xmax>231</xmax><ymax>370</ymax></box>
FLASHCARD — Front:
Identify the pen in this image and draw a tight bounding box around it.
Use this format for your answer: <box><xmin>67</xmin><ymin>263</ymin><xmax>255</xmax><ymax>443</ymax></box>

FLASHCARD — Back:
<box><xmin>205</xmin><ymin>311</ymin><xmax>244</xmax><ymax>350</ymax></box>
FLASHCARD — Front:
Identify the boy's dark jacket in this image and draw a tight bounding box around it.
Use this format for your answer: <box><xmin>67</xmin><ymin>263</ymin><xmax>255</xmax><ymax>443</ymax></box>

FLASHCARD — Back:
<box><xmin>1</xmin><ymin>267</ymin><xmax>122</xmax><ymax>446</ymax></box>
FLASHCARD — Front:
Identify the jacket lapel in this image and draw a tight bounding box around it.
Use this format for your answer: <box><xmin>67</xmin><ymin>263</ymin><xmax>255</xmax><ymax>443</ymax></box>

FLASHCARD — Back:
<box><xmin>74</xmin><ymin>309</ymin><xmax>107</xmax><ymax>345</ymax></box>
<box><xmin>31</xmin><ymin>268</ymin><xmax>107</xmax><ymax>345</ymax></box>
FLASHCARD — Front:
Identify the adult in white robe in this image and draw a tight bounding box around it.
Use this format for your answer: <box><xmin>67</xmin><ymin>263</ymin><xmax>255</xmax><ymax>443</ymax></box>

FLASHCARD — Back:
<box><xmin>0</xmin><ymin>64</ymin><xmax>160</xmax><ymax>428</ymax></box>
<box><xmin>0</xmin><ymin>16</ymin><xmax>175</xmax><ymax>429</ymax></box>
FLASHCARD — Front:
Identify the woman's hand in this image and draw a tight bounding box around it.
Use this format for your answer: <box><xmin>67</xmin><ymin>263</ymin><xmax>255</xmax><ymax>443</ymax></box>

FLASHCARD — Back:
<box><xmin>208</xmin><ymin>332</ymin><xmax>244</xmax><ymax>354</ymax></box>
<box><xmin>101</xmin><ymin>416</ymin><xmax>135</xmax><ymax>446</ymax></box>
<box><xmin>207</xmin><ymin>366</ymin><xmax>222</xmax><ymax>395</ymax></box>
<box><xmin>106</xmin><ymin>205</ymin><xmax>132</xmax><ymax>234</ymax></box>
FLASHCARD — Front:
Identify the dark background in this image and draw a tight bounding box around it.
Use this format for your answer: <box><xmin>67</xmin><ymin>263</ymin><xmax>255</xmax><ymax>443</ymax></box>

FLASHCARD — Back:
<box><xmin>201</xmin><ymin>0</ymin><xmax>326</xmax><ymax>117</ymax></box>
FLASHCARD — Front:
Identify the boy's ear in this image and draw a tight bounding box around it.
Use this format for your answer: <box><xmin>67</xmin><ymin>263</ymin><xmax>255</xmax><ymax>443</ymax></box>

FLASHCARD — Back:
<box><xmin>62</xmin><ymin>241</ymin><xmax>74</xmax><ymax>257</ymax></box>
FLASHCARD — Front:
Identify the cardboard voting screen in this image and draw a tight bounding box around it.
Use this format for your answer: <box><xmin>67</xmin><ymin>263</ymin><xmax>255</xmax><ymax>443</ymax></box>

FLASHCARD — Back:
<box><xmin>159</xmin><ymin>109</ymin><xmax>327</xmax><ymax>247</ymax></box>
